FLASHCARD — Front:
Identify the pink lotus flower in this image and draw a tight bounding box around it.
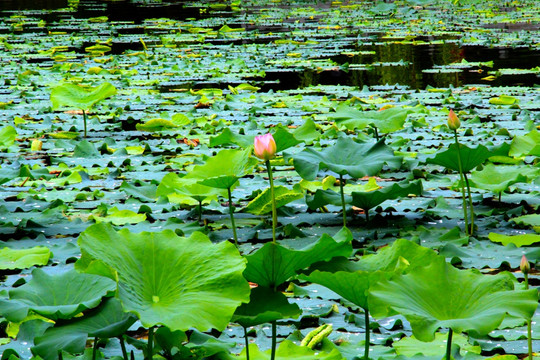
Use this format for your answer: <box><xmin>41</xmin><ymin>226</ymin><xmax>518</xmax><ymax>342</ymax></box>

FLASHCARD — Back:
<box><xmin>447</xmin><ymin>109</ymin><xmax>461</xmax><ymax>130</ymax></box>
<box><xmin>521</xmin><ymin>255</ymin><xmax>530</xmax><ymax>274</ymax></box>
<box><xmin>254</xmin><ymin>133</ymin><xmax>277</xmax><ymax>161</ymax></box>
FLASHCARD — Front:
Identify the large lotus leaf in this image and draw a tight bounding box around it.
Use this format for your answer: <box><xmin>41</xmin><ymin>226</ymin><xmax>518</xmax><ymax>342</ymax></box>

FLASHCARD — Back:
<box><xmin>0</xmin><ymin>125</ymin><xmax>17</xmax><ymax>148</ymax></box>
<box><xmin>426</xmin><ymin>143</ymin><xmax>508</xmax><ymax>173</ymax></box>
<box><xmin>349</xmin><ymin>180</ymin><xmax>423</xmax><ymax>212</ymax></box>
<box><xmin>393</xmin><ymin>332</ymin><xmax>481</xmax><ymax>357</ymax></box>
<box><xmin>299</xmin><ymin>270</ymin><xmax>380</xmax><ymax>310</ymax></box>
<box><xmin>488</xmin><ymin>233</ymin><xmax>540</xmax><ymax>247</ymax></box>
<box><xmin>157</xmin><ymin>172</ymin><xmax>226</xmax><ymax>205</ymax></box>
<box><xmin>216</xmin><ymin>340</ymin><xmax>343</xmax><ymax>360</ymax></box>
<box><xmin>509</xmin><ymin>129</ymin><xmax>540</xmax><ymax>157</ymax></box>
<box><xmin>77</xmin><ymin>223</ymin><xmax>250</xmax><ymax>331</ymax></box>
<box><xmin>244</xmin><ymin>186</ymin><xmax>304</xmax><ymax>215</ymax></box>
<box><xmin>300</xmin><ymin>239</ymin><xmax>439</xmax><ymax>309</ymax></box>
<box><xmin>333</xmin><ymin>106</ymin><xmax>416</xmax><ymax>133</ymax></box>
<box><xmin>243</xmin><ymin>230</ymin><xmax>353</xmax><ymax>288</ymax></box>
<box><xmin>232</xmin><ymin>286</ymin><xmax>301</xmax><ymax>327</ymax></box>
<box><xmin>51</xmin><ymin>82</ymin><xmax>117</xmax><ymax>111</ymax></box>
<box><xmin>355</xmin><ymin>238</ymin><xmax>440</xmax><ymax>273</ymax></box>
<box><xmin>89</xmin><ymin>207</ymin><xmax>147</xmax><ymax>225</ymax></box>
<box><xmin>209</xmin><ymin>128</ymin><xmax>255</xmax><ymax>148</ymax></box>
<box><xmin>186</xmin><ymin>148</ymin><xmax>257</xmax><ymax>189</ymax></box>
<box><xmin>32</xmin><ymin>297</ymin><xmax>137</xmax><ymax>360</ymax></box>
<box><xmin>369</xmin><ymin>257</ymin><xmax>538</xmax><ymax>342</ymax></box>
<box><xmin>328</xmin><ymin>103</ymin><xmax>370</xmax><ymax>129</ymax></box>
<box><xmin>4</xmin><ymin>268</ymin><xmax>116</xmax><ymax>321</ymax></box>
<box><xmin>292</xmin><ymin>136</ymin><xmax>400</xmax><ymax>181</ymax></box>
<box><xmin>469</xmin><ymin>164</ymin><xmax>529</xmax><ymax>194</ymax></box>
<box><xmin>0</xmin><ymin>246</ymin><xmax>51</xmax><ymax>270</ymax></box>
<box><xmin>305</xmin><ymin>188</ymin><xmax>350</xmax><ymax>209</ymax></box>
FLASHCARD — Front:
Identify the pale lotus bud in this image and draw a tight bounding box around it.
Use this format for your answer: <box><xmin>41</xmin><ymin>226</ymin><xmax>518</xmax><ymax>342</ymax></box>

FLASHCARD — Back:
<box><xmin>447</xmin><ymin>109</ymin><xmax>461</xmax><ymax>130</ymax></box>
<box><xmin>520</xmin><ymin>255</ymin><xmax>530</xmax><ymax>275</ymax></box>
<box><xmin>254</xmin><ymin>133</ymin><xmax>277</xmax><ymax>161</ymax></box>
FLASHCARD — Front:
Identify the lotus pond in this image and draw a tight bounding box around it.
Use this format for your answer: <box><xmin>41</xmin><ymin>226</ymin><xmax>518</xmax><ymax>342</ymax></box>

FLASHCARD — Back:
<box><xmin>1</xmin><ymin>0</ymin><xmax>540</xmax><ymax>359</ymax></box>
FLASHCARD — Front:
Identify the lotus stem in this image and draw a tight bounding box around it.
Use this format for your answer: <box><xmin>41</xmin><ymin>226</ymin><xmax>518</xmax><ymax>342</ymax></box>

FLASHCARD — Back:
<box><xmin>525</xmin><ymin>272</ymin><xmax>533</xmax><ymax>360</ymax></box>
<box><xmin>365</xmin><ymin>208</ymin><xmax>370</xmax><ymax>222</ymax></box>
<box><xmin>92</xmin><ymin>337</ymin><xmax>98</xmax><ymax>360</ymax></box>
<box><xmin>453</xmin><ymin>131</ymin><xmax>469</xmax><ymax>235</ymax></box>
<box><xmin>364</xmin><ymin>309</ymin><xmax>370</xmax><ymax>360</ymax></box>
<box><xmin>265</xmin><ymin>160</ymin><xmax>277</xmax><ymax>244</ymax></box>
<box><xmin>373</xmin><ymin>126</ymin><xmax>379</xmax><ymax>141</ymax></box>
<box><xmin>498</xmin><ymin>192</ymin><xmax>502</xmax><ymax>203</ymax></box>
<box><xmin>198</xmin><ymin>200</ymin><xmax>202</xmax><ymax>223</ymax></box>
<box><xmin>119</xmin><ymin>336</ymin><xmax>129</xmax><ymax>360</ymax></box>
<box><xmin>339</xmin><ymin>174</ymin><xmax>347</xmax><ymax>227</ymax></box>
<box><xmin>463</xmin><ymin>173</ymin><xmax>474</xmax><ymax>235</ymax></box>
<box><xmin>243</xmin><ymin>326</ymin><xmax>250</xmax><ymax>360</ymax></box>
<box><xmin>271</xmin><ymin>320</ymin><xmax>277</xmax><ymax>360</ymax></box>
<box><xmin>147</xmin><ymin>326</ymin><xmax>154</xmax><ymax>360</ymax></box>
<box><xmin>130</xmin><ymin>350</ymin><xmax>135</xmax><ymax>360</ymax></box>
<box><xmin>446</xmin><ymin>328</ymin><xmax>453</xmax><ymax>360</ymax></box>
<box><xmin>58</xmin><ymin>350</ymin><xmax>63</xmax><ymax>360</ymax></box>
<box><xmin>82</xmin><ymin>109</ymin><xmax>88</xmax><ymax>138</ymax></box>
<box><xmin>227</xmin><ymin>187</ymin><xmax>239</xmax><ymax>249</ymax></box>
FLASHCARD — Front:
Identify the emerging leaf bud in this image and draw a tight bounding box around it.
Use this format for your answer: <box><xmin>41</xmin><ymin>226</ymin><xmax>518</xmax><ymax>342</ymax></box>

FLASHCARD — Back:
<box><xmin>254</xmin><ymin>133</ymin><xmax>277</xmax><ymax>161</ymax></box>
<box><xmin>521</xmin><ymin>255</ymin><xmax>530</xmax><ymax>275</ymax></box>
<box><xmin>447</xmin><ymin>109</ymin><xmax>461</xmax><ymax>131</ymax></box>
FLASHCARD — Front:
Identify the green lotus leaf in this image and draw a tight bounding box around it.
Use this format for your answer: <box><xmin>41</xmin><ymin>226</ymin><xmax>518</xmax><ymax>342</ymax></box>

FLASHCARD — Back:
<box><xmin>300</xmin><ymin>239</ymin><xmax>439</xmax><ymax>309</ymax></box>
<box><xmin>89</xmin><ymin>207</ymin><xmax>146</xmax><ymax>225</ymax></box>
<box><xmin>299</xmin><ymin>270</ymin><xmax>378</xmax><ymax>310</ymax></box>
<box><xmin>369</xmin><ymin>257</ymin><xmax>538</xmax><ymax>342</ymax></box>
<box><xmin>489</xmin><ymin>95</ymin><xmax>518</xmax><ymax>105</ymax></box>
<box><xmin>209</xmin><ymin>128</ymin><xmax>255</xmax><ymax>148</ymax></box>
<box><xmin>77</xmin><ymin>223</ymin><xmax>250</xmax><ymax>331</ymax></box>
<box><xmin>3</xmin><ymin>268</ymin><xmax>116</xmax><ymax>321</ymax></box>
<box><xmin>393</xmin><ymin>332</ymin><xmax>481</xmax><ymax>357</ymax></box>
<box><xmin>0</xmin><ymin>125</ymin><xmax>17</xmax><ymax>148</ymax></box>
<box><xmin>216</xmin><ymin>340</ymin><xmax>343</xmax><ymax>360</ymax></box>
<box><xmin>333</xmin><ymin>106</ymin><xmax>416</xmax><ymax>134</ymax></box>
<box><xmin>305</xmin><ymin>188</ymin><xmax>350</xmax><ymax>209</ymax></box>
<box><xmin>32</xmin><ymin>297</ymin><xmax>137</xmax><ymax>360</ymax></box>
<box><xmin>349</xmin><ymin>180</ymin><xmax>423</xmax><ymax>213</ymax></box>
<box><xmin>426</xmin><ymin>143</ymin><xmax>508</xmax><ymax>173</ymax></box>
<box><xmin>50</xmin><ymin>82</ymin><xmax>116</xmax><ymax>111</ymax></box>
<box><xmin>187</xmin><ymin>148</ymin><xmax>257</xmax><ymax>189</ymax></box>
<box><xmin>243</xmin><ymin>230</ymin><xmax>352</xmax><ymax>288</ymax></box>
<box><xmin>73</xmin><ymin>140</ymin><xmax>100</xmax><ymax>158</ymax></box>
<box><xmin>469</xmin><ymin>163</ymin><xmax>530</xmax><ymax>194</ymax></box>
<box><xmin>157</xmin><ymin>172</ymin><xmax>227</xmax><ymax>205</ymax></box>
<box><xmin>232</xmin><ymin>286</ymin><xmax>301</xmax><ymax>327</ymax></box>
<box><xmin>244</xmin><ymin>186</ymin><xmax>304</xmax><ymax>215</ymax></box>
<box><xmin>509</xmin><ymin>129</ymin><xmax>540</xmax><ymax>157</ymax></box>
<box><xmin>510</xmin><ymin>214</ymin><xmax>540</xmax><ymax>229</ymax></box>
<box><xmin>292</xmin><ymin>135</ymin><xmax>400</xmax><ymax>181</ymax></box>
<box><xmin>0</xmin><ymin>246</ymin><xmax>51</xmax><ymax>270</ymax></box>
<box><xmin>488</xmin><ymin>232</ymin><xmax>540</xmax><ymax>247</ymax></box>
<box><xmin>136</xmin><ymin>118</ymin><xmax>179</xmax><ymax>132</ymax></box>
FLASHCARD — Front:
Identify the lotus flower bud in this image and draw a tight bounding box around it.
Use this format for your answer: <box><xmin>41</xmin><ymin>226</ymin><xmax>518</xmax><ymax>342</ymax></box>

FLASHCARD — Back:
<box><xmin>447</xmin><ymin>109</ymin><xmax>461</xmax><ymax>130</ymax></box>
<box><xmin>521</xmin><ymin>255</ymin><xmax>530</xmax><ymax>275</ymax></box>
<box><xmin>254</xmin><ymin>133</ymin><xmax>277</xmax><ymax>161</ymax></box>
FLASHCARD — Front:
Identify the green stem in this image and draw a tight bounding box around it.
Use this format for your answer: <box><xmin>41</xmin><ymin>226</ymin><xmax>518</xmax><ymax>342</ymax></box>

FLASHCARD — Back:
<box><xmin>463</xmin><ymin>172</ymin><xmax>474</xmax><ymax>235</ymax></box>
<box><xmin>373</xmin><ymin>126</ymin><xmax>379</xmax><ymax>141</ymax></box>
<box><xmin>119</xmin><ymin>336</ymin><xmax>129</xmax><ymax>360</ymax></box>
<box><xmin>147</xmin><ymin>326</ymin><xmax>154</xmax><ymax>360</ymax></box>
<box><xmin>271</xmin><ymin>320</ymin><xmax>277</xmax><ymax>360</ymax></box>
<box><xmin>453</xmin><ymin>131</ymin><xmax>469</xmax><ymax>235</ymax></box>
<box><xmin>83</xmin><ymin>109</ymin><xmax>88</xmax><ymax>138</ymax></box>
<box><xmin>266</xmin><ymin>160</ymin><xmax>277</xmax><ymax>243</ymax></box>
<box><xmin>339</xmin><ymin>174</ymin><xmax>347</xmax><ymax>227</ymax></box>
<box><xmin>228</xmin><ymin>187</ymin><xmax>239</xmax><ymax>249</ymax></box>
<box><xmin>446</xmin><ymin>328</ymin><xmax>453</xmax><ymax>360</ymax></box>
<box><xmin>525</xmin><ymin>273</ymin><xmax>533</xmax><ymax>360</ymax></box>
<box><xmin>243</xmin><ymin>326</ymin><xmax>250</xmax><ymax>360</ymax></box>
<box><xmin>498</xmin><ymin>192</ymin><xmax>502</xmax><ymax>203</ymax></box>
<box><xmin>198</xmin><ymin>200</ymin><xmax>202</xmax><ymax>223</ymax></box>
<box><xmin>364</xmin><ymin>310</ymin><xmax>370</xmax><ymax>360</ymax></box>
<box><xmin>58</xmin><ymin>350</ymin><xmax>64</xmax><ymax>360</ymax></box>
<box><xmin>92</xmin><ymin>337</ymin><xmax>98</xmax><ymax>360</ymax></box>
<box><xmin>365</xmin><ymin>208</ymin><xmax>370</xmax><ymax>223</ymax></box>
